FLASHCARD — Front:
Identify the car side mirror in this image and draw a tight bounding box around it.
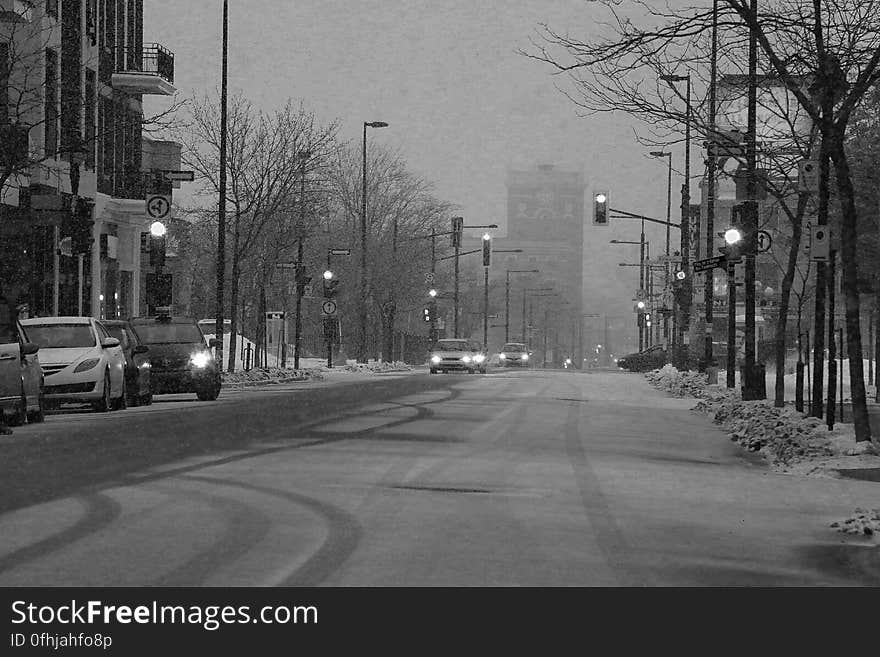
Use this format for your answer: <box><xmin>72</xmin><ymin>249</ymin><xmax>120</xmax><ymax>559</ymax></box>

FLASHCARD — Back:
<box><xmin>20</xmin><ymin>342</ymin><xmax>39</xmax><ymax>356</ymax></box>
<box><xmin>209</xmin><ymin>338</ymin><xmax>219</xmax><ymax>348</ymax></box>
<box><xmin>101</xmin><ymin>337</ymin><xmax>120</xmax><ymax>348</ymax></box>
<box><xmin>133</xmin><ymin>345</ymin><xmax>149</xmax><ymax>354</ymax></box>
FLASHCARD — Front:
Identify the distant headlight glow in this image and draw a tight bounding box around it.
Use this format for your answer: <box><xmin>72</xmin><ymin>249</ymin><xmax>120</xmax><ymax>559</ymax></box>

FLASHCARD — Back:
<box><xmin>431</xmin><ymin>355</ymin><xmax>441</xmax><ymax>364</ymax></box>
<box><xmin>499</xmin><ymin>353</ymin><xmax>506</xmax><ymax>359</ymax></box>
<box><xmin>521</xmin><ymin>354</ymin><xmax>529</xmax><ymax>361</ymax></box>
<box><xmin>473</xmin><ymin>354</ymin><xmax>485</xmax><ymax>363</ymax></box>
<box><xmin>461</xmin><ymin>355</ymin><xmax>471</xmax><ymax>363</ymax></box>
<box><xmin>190</xmin><ymin>351</ymin><xmax>212</xmax><ymax>368</ymax></box>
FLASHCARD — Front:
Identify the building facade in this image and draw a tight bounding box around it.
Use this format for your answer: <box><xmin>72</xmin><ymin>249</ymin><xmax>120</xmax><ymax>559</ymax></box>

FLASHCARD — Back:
<box><xmin>1</xmin><ymin>0</ymin><xmax>177</xmax><ymax>320</ymax></box>
<box><xmin>491</xmin><ymin>164</ymin><xmax>585</xmax><ymax>363</ymax></box>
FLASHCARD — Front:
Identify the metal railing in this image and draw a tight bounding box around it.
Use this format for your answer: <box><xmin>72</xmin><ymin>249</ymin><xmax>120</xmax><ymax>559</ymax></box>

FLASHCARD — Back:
<box><xmin>118</xmin><ymin>43</ymin><xmax>174</xmax><ymax>84</ymax></box>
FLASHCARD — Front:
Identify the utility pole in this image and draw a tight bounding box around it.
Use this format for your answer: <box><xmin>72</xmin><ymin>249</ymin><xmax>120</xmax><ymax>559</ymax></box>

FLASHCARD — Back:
<box><xmin>214</xmin><ymin>0</ymin><xmax>228</xmax><ymax>371</ymax></box>
<box><xmin>704</xmin><ymin>0</ymin><xmax>719</xmax><ymax>374</ymax></box>
<box><xmin>483</xmin><ymin>267</ymin><xmax>489</xmax><ymax>351</ymax></box>
<box><xmin>743</xmin><ymin>0</ymin><xmax>759</xmax><ymax>399</ymax></box>
<box><xmin>292</xmin><ymin>150</ymin><xmax>310</xmax><ymax>370</ymax></box>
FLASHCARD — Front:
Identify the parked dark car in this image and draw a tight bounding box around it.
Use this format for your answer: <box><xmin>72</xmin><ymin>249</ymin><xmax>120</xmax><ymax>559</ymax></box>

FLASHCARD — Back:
<box><xmin>130</xmin><ymin>312</ymin><xmax>221</xmax><ymax>401</ymax></box>
<box><xmin>617</xmin><ymin>345</ymin><xmax>668</xmax><ymax>372</ymax></box>
<box><xmin>102</xmin><ymin>319</ymin><xmax>152</xmax><ymax>406</ymax></box>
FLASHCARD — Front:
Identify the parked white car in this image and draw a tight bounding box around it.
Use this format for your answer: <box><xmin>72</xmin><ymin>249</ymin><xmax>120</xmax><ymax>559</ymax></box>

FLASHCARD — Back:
<box><xmin>0</xmin><ymin>319</ymin><xmax>44</xmax><ymax>425</ymax></box>
<box><xmin>20</xmin><ymin>317</ymin><xmax>127</xmax><ymax>412</ymax></box>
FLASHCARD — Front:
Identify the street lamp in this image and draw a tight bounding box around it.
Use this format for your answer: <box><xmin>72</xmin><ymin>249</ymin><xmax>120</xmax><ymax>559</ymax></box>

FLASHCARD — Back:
<box><xmin>505</xmin><ymin>269</ymin><xmax>538</xmax><ymax>343</ymax></box>
<box><xmin>650</xmin><ymin>150</ymin><xmax>673</xmax><ymax>350</ymax></box>
<box><xmin>724</xmin><ymin>226</ymin><xmax>743</xmax><ymax>389</ymax></box>
<box><xmin>149</xmin><ymin>221</ymin><xmax>166</xmax><ymax>238</ymax></box>
<box><xmin>359</xmin><ymin>120</ymin><xmax>389</xmax><ymax>363</ymax></box>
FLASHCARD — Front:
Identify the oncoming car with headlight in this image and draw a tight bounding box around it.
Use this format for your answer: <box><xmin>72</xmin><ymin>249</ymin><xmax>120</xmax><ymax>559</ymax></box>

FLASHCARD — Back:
<box><xmin>129</xmin><ymin>311</ymin><xmax>221</xmax><ymax>401</ymax></box>
<box><xmin>429</xmin><ymin>339</ymin><xmax>481</xmax><ymax>374</ymax></box>
<box><xmin>499</xmin><ymin>342</ymin><xmax>530</xmax><ymax>368</ymax></box>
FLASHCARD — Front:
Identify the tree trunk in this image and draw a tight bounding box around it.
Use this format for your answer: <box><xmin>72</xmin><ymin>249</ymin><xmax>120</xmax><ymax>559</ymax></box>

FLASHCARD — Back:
<box><xmin>774</xmin><ymin>194</ymin><xmax>808</xmax><ymax>407</ymax></box>
<box><xmin>830</xmin><ymin>138</ymin><xmax>872</xmax><ymax>441</ymax></box>
<box><xmin>383</xmin><ymin>304</ymin><xmax>396</xmax><ymax>363</ymax></box>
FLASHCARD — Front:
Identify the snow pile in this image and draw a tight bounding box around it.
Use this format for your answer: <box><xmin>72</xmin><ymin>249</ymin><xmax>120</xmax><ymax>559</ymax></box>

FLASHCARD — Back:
<box><xmin>645</xmin><ymin>364</ymin><xmax>721</xmax><ymax>399</ymax></box>
<box><xmin>342</xmin><ymin>361</ymin><xmax>413</xmax><ymax>373</ymax></box>
<box><xmin>647</xmin><ymin>365</ymin><xmax>880</xmax><ymax>476</ymax></box>
<box><xmin>221</xmin><ymin>367</ymin><xmax>323</xmax><ymax>385</ymax></box>
<box><xmin>831</xmin><ymin>508</ymin><xmax>880</xmax><ymax>537</ymax></box>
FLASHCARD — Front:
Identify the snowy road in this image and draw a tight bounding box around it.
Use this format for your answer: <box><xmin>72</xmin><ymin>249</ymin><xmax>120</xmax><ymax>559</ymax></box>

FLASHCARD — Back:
<box><xmin>0</xmin><ymin>369</ymin><xmax>877</xmax><ymax>586</ymax></box>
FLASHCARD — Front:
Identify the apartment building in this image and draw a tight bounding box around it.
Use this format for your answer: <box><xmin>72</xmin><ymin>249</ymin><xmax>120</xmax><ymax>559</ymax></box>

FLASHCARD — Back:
<box><xmin>0</xmin><ymin>0</ymin><xmax>178</xmax><ymax>319</ymax></box>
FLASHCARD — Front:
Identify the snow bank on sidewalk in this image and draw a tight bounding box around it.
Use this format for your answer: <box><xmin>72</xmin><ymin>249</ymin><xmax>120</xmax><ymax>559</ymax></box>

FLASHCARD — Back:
<box><xmin>342</xmin><ymin>360</ymin><xmax>413</xmax><ymax>373</ymax></box>
<box><xmin>645</xmin><ymin>364</ymin><xmax>880</xmax><ymax>477</ymax></box>
<box><xmin>221</xmin><ymin>367</ymin><xmax>323</xmax><ymax>386</ymax></box>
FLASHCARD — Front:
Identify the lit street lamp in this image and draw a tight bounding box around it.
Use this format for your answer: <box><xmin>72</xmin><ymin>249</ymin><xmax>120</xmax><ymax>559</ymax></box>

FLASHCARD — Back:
<box><xmin>359</xmin><ymin>120</ymin><xmax>389</xmax><ymax>363</ymax></box>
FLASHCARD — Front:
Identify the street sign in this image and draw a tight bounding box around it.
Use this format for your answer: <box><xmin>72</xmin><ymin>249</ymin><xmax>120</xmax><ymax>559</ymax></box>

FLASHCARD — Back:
<box><xmin>163</xmin><ymin>170</ymin><xmax>195</xmax><ymax>182</ymax></box>
<box><xmin>145</xmin><ymin>194</ymin><xmax>171</xmax><ymax>220</ymax></box>
<box><xmin>798</xmin><ymin>159</ymin><xmax>819</xmax><ymax>193</ymax></box>
<box><xmin>329</xmin><ymin>248</ymin><xmax>351</xmax><ymax>256</ymax></box>
<box><xmin>693</xmin><ymin>255</ymin><xmax>727</xmax><ymax>272</ymax></box>
<box><xmin>810</xmin><ymin>225</ymin><xmax>830</xmax><ymax>262</ymax></box>
<box><xmin>756</xmin><ymin>230</ymin><xmax>772</xmax><ymax>253</ymax></box>
<box><xmin>425</xmin><ymin>272</ymin><xmax>435</xmax><ymax>284</ymax></box>
<box><xmin>321</xmin><ymin>300</ymin><xmax>338</xmax><ymax>317</ymax></box>
<box><xmin>266</xmin><ymin>311</ymin><xmax>285</xmax><ymax>320</ymax></box>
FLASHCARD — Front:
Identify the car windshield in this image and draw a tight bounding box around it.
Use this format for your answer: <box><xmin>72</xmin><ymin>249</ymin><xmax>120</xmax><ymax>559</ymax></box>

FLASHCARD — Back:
<box><xmin>26</xmin><ymin>324</ymin><xmax>95</xmax><ymax>348</ymax></box>
<box><xmin>502</xmin><ymin>344</ymin><xmax>526</xmax><ymax>352</ymax></box>
<box><xmin>433</xmin><ymin>340</ymin><xmax>470</xmax><ymax>352</ymax></box>
<box><xmin>134</xmin><ymin>323</ymin><xmax>204</xmax><ymax>345</ymax></box>
<box><xmin>105</xmin><ymin>326</ymin><xmax>127</xmax><ymax>345</ymax></box>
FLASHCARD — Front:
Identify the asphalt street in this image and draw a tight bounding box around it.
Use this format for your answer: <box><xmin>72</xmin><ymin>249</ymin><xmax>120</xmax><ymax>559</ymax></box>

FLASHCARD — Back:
<box><xmin>0</xmin><ymin>369</ymin><xmax>877</xmax><ymax>586</ymax></box>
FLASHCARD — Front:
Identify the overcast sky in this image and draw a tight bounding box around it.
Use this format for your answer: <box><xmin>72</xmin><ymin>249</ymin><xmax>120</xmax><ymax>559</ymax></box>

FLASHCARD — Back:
<box><xmin>144</xmin><ymin>0</ymin><xmax>682</xmax><ymax>338</ymax></box>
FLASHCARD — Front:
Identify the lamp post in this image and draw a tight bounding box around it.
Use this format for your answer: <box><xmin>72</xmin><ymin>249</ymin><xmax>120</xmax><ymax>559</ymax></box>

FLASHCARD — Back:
<box><xmin>523</xmin><ymin>289</ymin><xmax>555</xmax><ymax>348</ymax></box>
<box><xmin>506</xmin><ymin>269</ymin><xmax>539</xmax><ymax>343</ymax></box>
<box><xmin>359</xmin><ymin>120</ymin><xmax>389</xmax><ymax>362</ymax></box>
<box><xmin>661</xmin><ymin>72</ymin><xmax>693</xmax><ymax>369</ymax></box>
<box><xmin>292</xmin><ymin>150</ymin><xmax>311</xmax><ymax>370</ymax></box>
<box><xmin>724</xmin><ymin>227</ymin><xmax>743</xmax><ymax>389</ymax></box>
<box><xmin>650</xmin><ymin>150</ymin><xmax>673</xmax><ymax>349</ymax></box>
<box><xmin>214</xmin><ymin>0</ymin><xmax>229</xmax><ymax>370</ymax></box>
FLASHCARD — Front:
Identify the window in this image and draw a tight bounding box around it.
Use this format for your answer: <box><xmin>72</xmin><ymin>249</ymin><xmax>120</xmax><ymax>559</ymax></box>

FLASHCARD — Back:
<box><xmin>25</xmin><ymin>324</ymin><xmax>97</xmax><ymax>348</ymax></box>
<box><xmin>44</xmin><ymin>49</ymin><xmax>58</xmax><ymax>155</ymax></box>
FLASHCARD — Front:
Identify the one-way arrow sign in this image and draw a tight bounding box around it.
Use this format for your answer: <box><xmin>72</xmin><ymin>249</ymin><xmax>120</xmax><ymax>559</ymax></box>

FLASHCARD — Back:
<box><xmin>693</xmin><ymin>255</ymin><xmax>727</xmax><ymax>273</ymax></box>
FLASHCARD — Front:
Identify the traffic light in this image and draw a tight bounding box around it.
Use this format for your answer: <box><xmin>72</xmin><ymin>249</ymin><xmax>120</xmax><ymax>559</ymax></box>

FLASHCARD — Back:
<box><xmin>728</xmin><ymin>203</ymin><xmax>752</xmax><ymax>256</ymax></box>
<box><xmin>149</xmin><ymin>220</ymin><xmax>167</xmax><ymax>269</ymax></box>
<box><xmin>482</xmin><ymin>233</ymin><xmax>491</xmax><ymax>266</ymax></box>
<box><xmin>71</xmin><ymin>198</ymin><xmax>95</xmax><ymax>255</ymax></box>
<box><xmin>423</xmin><ymin>306</ymin><xmax>431</xmax><ymax>322</ymax></box>
<box><xmin>451</xmin><ymin>216</ymin><xmax>463</xmax><ymax>247</ymax></box>
<box><xmin>593</xmin><ymin>191</ymin><xmax>609</xmax><ymax>225</ymax></box>
<box><xmin>323</xmin><ymin>270</ymin><xmax>339</xmax><ymax>298</ymax></box>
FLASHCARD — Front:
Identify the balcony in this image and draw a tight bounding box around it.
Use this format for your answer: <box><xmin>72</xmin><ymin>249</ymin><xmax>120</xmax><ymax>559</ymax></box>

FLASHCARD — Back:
<box><xmin>111</xmin><ymin>44</ymin><xmax>176</xmax><ymax>96</ymax></box>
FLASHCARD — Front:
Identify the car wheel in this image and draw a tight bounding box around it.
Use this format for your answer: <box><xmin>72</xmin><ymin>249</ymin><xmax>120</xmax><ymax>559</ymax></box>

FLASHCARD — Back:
<box><xmin>8</xmin><ymin>384</ymin><xmax>28</xmax><ymax>426</ymax></box>
<box><xmin>430</xmin><ymin>369</ymin><xmax>437</xmax><ymax>374</ymax></box>
<box><xmin>27</xmin><ymin>385</ymin><xmax>45</xmax><ymax>424</ymax></box>
<box><xmin>126</xmin><ymin>380</ymin><xmax>140</xmax><ymax>407</ymax></box>
<box><xmin>197</xmin><ymin>381</ymin><xmax>221</xmax><ymax>401</ymax></box>
<box><xmin>92</xmin><ymin>372</ymin><xmax>112</xmax><ymax>412</ymax></box>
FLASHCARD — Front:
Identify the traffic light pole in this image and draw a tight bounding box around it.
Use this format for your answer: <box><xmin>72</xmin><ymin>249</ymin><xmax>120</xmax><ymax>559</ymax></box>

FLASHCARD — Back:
<box><xmin>483</xmin><ymin>267</ymin><xmax>489</xmax><ymax>351</ymax></box>
<box><xmin>430</xmin><ymin>228</ymin><xmax>437</xmax><ymax>341</ymax></box>
<box><xmin>727</xmin><ymin>259</ymin><xmax>737</xmax><ymax>388</ymax></box>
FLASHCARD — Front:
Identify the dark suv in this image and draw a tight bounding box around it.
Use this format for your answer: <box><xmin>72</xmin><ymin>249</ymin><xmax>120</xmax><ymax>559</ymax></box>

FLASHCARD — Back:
<box><xmin>130</xmin><ymin>313</ymin><xmax>221</xmax><ymax>401</ymax></box>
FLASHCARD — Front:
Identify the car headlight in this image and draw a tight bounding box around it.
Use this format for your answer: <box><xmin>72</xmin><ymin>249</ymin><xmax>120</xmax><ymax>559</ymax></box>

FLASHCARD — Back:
<box><xmin>499</xmin><ymin>353</ymin><xmax>506</xmax><ymax>359</ymax></box>
<box><xmin>473</xmin><ymin>354</ymin><xmax>485</xmax><ymax>363</ymax></box>
<box><xmin>431</xmin><ymin>355</ymin><xmax>441</xmax><ymax>364</ymax></box>
<box><xmin>461</xmin><ymin>355</ymin><xmax>471</xmax><ymax>363</ymax></box>
<box><xmin>190</xmin><ymin>351</ymin><xmax>212</xmax><ymax>368</ymax></box>
<box><xmin>73</xmin><ymin>358</ymin><xmax>100</xmax><ymax>373</ymax></box>
<box><xmin>521</xmin><ymin>354</ymin><xmax>529</xmax><ymax>361</ymax></box>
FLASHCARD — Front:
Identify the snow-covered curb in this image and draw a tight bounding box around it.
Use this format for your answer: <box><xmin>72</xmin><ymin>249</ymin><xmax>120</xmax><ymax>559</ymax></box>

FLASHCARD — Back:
<box><xmin>646</xmin><ymin>364</ymin><xmax>880</xmax><ymax>478</ymax></box>
<box><xmin>831</xmin><ymin>508</ymin><xmax>880</xmax><ymax>538</ymax></box>
<box><xmin>342</xmin><ymin>360</ymin><xmax>413</xmax><ymax>374</ymax></box>
<box><xmin>221</xmin><ymin>367</ymin><xmax>324</xmax><ymax>387</ymax></box>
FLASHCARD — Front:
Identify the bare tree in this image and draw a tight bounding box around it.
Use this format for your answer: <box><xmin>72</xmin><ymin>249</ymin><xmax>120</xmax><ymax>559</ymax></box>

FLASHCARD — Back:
<box><xmin>524</xmin><ymin>0</ymin><xmax>880</xmax><ymax>441</ymax></box>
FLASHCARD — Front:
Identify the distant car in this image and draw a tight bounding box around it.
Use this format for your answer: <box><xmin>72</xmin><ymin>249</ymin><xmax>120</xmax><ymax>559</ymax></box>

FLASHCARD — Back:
<box><xmin>429</xmin><ymin>339</ymin><xmax>479</xmax><ymax>374</ymax></box>
<box><xmin>498</xmin><ymin>342</ymin><xmax>531</xmax><ymax>368</ymax></box>
<box><xmin>21</xmin><ymin>316</ymin><xmax>127</xmax><ymax>412</ymax></box>
<box><xmin>0</xmin><ymin>319</ymin><xmax>44</xmax><ymax>425</ymax></box>
<box><xmin>469</xmin><ymin>342</ymin><xmax>488</xmax><ymax>374</ymax></box>
<box><xmin>102</xmin><ymin>319</ymin><xmax>152</xmax><ymax>407</ymax></box>
<box><xmin>617</xmin><ymin>345</ymin><xmax>668</xmax><ymax>372</ymax></box>
<box><xmin>130</xmin><ymin>312</ymin><xmax>221</xmax><ymax>401</ymax></box>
